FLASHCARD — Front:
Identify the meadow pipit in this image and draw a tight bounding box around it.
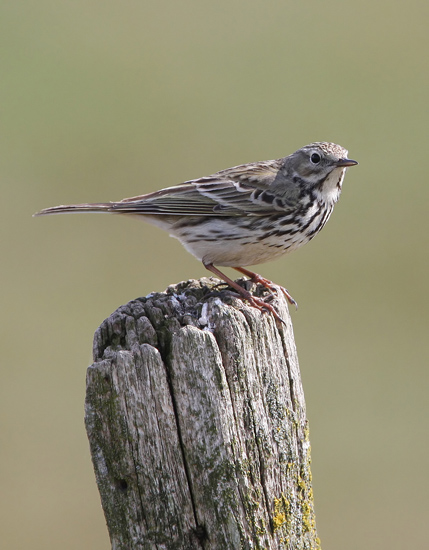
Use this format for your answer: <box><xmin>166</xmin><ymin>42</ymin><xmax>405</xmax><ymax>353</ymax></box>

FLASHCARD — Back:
<box><xmin>35</xmin><ymin>142</ymin><xmax>358</xmax><ymax>321</ymax></box>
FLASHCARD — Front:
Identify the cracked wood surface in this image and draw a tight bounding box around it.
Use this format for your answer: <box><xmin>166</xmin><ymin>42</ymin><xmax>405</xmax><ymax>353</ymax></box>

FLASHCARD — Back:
<box><xmin>85</xmin><ymin>278</ymin><xmax>320</xmax><ymax>550</ymax></box>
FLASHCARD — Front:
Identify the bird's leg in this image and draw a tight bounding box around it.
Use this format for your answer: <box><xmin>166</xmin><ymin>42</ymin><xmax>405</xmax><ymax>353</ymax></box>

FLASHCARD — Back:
<box><xmin>233</xmin><ymin>266</ymin><xmax>298</xmax><ymax>309</ymax></box>
<box><xmin>203</xmin><ymin>262</ymin><xmax>285</xmax><ymax>324</ymax></box>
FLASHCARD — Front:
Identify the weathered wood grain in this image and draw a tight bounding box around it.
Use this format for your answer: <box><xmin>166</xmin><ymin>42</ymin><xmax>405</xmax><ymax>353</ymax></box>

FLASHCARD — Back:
<box><xmin>85</xmin><ymin>278</ymin><xmax>320</xmax><ymax>550</ymax></box>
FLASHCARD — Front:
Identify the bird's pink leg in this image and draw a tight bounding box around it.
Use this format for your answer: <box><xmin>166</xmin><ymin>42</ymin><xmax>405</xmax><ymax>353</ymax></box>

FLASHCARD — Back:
<box><xmin>203</xmin><ymin>263</ymin><xmax>285</xmax><ymax>324</ymax></box>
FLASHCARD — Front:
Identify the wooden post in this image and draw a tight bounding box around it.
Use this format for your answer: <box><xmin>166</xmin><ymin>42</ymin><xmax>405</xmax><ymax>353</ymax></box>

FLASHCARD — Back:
<box><xmin>85</xmin><ymin>277</ymin><xmax>321</xmax><ymax>550</ymax></box>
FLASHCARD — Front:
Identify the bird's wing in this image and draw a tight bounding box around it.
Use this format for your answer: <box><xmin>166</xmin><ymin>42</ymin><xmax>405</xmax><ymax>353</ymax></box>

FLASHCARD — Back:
<box><xmin>112</xmin><ymin>159</ymin><xmax>289</xmax><ymax>217</ymax></box>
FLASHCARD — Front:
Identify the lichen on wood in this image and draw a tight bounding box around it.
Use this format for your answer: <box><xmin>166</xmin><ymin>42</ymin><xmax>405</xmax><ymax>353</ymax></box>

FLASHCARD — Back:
<box><xmin>85</xmin><ymin>277</ymin><xmax>320</xmax><ymax>549</ymax></box>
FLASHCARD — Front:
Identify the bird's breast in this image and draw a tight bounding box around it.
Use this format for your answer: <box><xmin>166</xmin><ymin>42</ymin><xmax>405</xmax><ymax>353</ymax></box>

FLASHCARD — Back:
<box><xmin>168</xmin><ymin>203</ymin><xmax>334</xmax><ymax>267</ymax></box>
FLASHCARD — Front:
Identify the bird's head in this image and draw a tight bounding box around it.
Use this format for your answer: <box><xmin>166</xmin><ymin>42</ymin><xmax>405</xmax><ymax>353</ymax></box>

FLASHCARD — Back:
<box><xmin>284</xmin><ymin>142</ymin><xmax>358</xmax><ymax>204</ymax></box>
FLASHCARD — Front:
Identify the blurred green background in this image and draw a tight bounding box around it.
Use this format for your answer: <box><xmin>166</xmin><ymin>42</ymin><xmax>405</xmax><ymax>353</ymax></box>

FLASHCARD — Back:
<box><xmin>2</xmin><ymin>1</ymin><xmax>428</xmax><ymax>548</ymax></box>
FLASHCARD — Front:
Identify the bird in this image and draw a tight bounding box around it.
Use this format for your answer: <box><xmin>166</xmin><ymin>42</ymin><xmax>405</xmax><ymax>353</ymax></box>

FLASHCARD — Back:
<box><xmin>34</xmin><ymin>142</ymin><xmax>357</xmax><ymax>322</ymax></box>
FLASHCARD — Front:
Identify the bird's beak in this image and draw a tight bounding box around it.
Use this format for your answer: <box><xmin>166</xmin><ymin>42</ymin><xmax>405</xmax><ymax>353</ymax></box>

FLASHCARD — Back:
<box><xmin>337</xmin><ymin>158</ymin><xmax>358</xmax><ymax>167</ymax></box>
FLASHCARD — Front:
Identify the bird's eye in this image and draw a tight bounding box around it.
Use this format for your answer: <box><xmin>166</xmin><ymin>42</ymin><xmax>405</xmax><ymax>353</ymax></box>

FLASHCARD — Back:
<box><xmin>310</xmin><ymin>153</ymin><xmax>321</xmax><ymax>164</ymax></box>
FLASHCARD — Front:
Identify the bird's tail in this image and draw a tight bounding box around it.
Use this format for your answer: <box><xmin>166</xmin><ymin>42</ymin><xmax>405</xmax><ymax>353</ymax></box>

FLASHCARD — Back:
<box><xmin>33</xmin><ymin>203</ymin><xmax>114</xmax><ymax>217</ymax></box>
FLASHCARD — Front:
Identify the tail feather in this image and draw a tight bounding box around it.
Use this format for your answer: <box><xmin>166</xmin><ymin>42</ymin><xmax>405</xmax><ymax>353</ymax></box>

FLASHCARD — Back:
<box><xmin>33</xmin><ymin>203</ymin><xmax>113</xmax><ymax>216</ymax></box>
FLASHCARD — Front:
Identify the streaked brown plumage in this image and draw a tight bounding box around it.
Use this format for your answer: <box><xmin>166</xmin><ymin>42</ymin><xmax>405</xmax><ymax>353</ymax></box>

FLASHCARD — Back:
<box><xmin>34</xmin><ymin>142</ymin><xmax>357</xmax><ymax>321</ymax></box>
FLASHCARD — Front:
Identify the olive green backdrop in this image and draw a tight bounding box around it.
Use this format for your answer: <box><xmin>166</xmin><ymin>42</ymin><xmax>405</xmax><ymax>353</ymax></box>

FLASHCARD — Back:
<box><xmin>2</xmin><ymin>1</ymin><xmax>428</xmax><ymax>549</ymax></box>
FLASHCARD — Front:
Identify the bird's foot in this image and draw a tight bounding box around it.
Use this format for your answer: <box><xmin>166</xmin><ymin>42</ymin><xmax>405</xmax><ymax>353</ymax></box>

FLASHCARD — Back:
<box><xmin>233</xmin><ymin>267</ymin><xmax>298</xmax><ymax>310</ymax></box>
